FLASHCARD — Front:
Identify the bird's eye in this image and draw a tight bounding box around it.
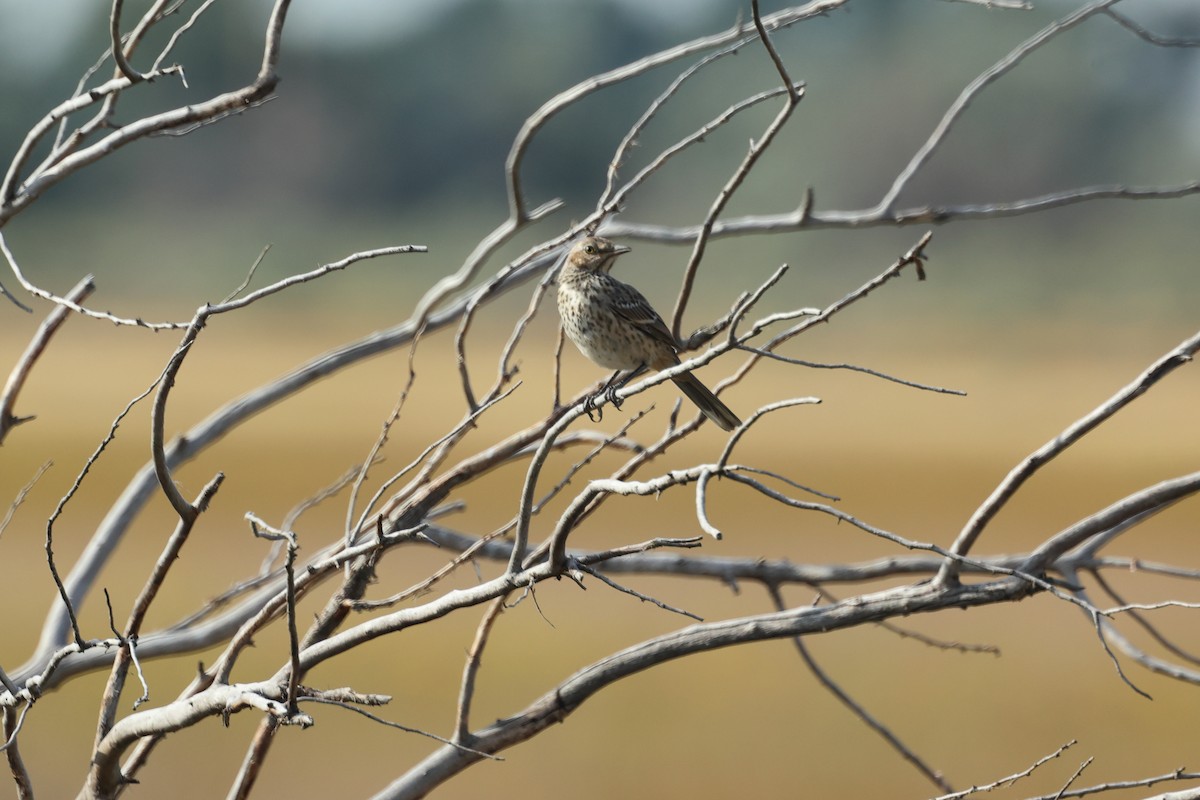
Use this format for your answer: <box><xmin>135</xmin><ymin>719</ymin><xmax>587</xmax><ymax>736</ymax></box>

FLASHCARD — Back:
<box><xmin>583</xmin><ymin>244</ymin><xmax>596</xmax><ymax>255</ymax></box>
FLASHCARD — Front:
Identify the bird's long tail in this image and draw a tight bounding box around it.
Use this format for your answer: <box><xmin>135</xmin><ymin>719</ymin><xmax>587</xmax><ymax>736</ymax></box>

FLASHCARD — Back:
<box><xmin>671</xmin><ymin>372</ymin><xmax>741</xmax><ymax>432</ymax></box>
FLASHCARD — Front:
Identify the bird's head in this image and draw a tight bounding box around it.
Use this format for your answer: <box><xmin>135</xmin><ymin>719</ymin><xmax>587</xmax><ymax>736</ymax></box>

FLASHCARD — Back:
<box><xmin>566</xmin><ymin>236</ymin><xmax>630</xmax><ymax>273</ymax></box>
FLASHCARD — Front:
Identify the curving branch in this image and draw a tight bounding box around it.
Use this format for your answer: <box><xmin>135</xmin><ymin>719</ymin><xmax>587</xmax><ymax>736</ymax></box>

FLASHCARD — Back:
<box><xmin>0</xmin><ymin>276</ymin><xmax>94</xmax><ymax>444</ymax></box>
<box><xmin>371</xmin><ymin>577</ymin><xmax>1032</xmax><ymax>799</ymax></box>
<box><xmin>668</xmin><ymin>0</ymin><xmax>805</xmax><ymax>339</ymax></box>
<box><xmin>108</xmin><ymin>0</ymin><xmax>145</xmax><ymax>83</ymax></box>
<box><xmin>2</xmin><ymin>0</ymin><xmax>292</xmax><ymax>230</ymax></box>
<box><xmin>938</xmin><ymin>327</ymin><xmax>1200</xmax><ymax>586</ymax></box>
<box><xmin>875</xmin><ymin>0</ymin><xmax>1125</xmax><ymax>214</ymax></box>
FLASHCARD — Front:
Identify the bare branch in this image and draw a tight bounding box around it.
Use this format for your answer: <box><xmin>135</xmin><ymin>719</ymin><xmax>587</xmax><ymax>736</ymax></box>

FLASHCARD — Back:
<box><xmin>408</xmin><ymin>202</ymin><xmax>559</xmax><ymax>353</ymax></box>
<box><xmin>1</xmin><ymin>704</ymin><xmax>33</xmax><ymax>800</ymax></box>
<box><xmin>1</xmin><ymin>0</ymin><xmax>293</xmax><ymax>228</ymax></box>
<box><xmin>246</xmin><ymin>515</ymin><xmax>302</xmax><ymax>714</ymax></box>
<box><xmin>939</xmin><ymin>328</ymin><xmax>1200</xmax><ymax>585</ymax></box>
<box><xmin>303</xmin><ymin>696</ymin><xmax>501</xmax><ymax>761</ymax></box>
<box><xmin>109</xmin><ymin>0</ymin><xmax>145</xmax><ymax>82</ymax></box>
<box><xmin>604</xmin><ymin>181</ymin><xmax>1200</xmax><ymax>240</ymax></box>
<box><xmin>0</xmin><ymin>278</ymin><xmax>30</xmax><ymax>313</ymax></box>
<box><xmin>221</xmin><ymin>244</ymin><xmax>272</xmax><ymax>304</ymax></box>
<box><xmin>43</xmin><ymin>362</ymin><xmax>168</xmax><ymax>649</ymax></box>
<box><xmin>578</xmin><ymin>564</ymin><xmax>703</xmax><ymax>621</ymax></box>
<box><xmin>2</xmin><ymin>65</ymin><xmax>181</xmax><ymax>214</ymax></box>
<box><xmin>767</xmin><ymin>584</ymin><xmax>951</xmax><ymax>793</ymax></box>
<box><xmin>2</xmin><ymin>4</ymin><xmax>1196</xmax><ymax>796</ymax></box>
<box><xmin>716</xmin><ymin>397</ymin><xmax>822</xmax><ymax>472</ymax></box>
<box><xmin>1022</xmin><ymin>472</ymin><xmax>1200</xmax><ymax>576</ymax></box>
<box><xmin>0</xmin><ymin>461</ymin><xmax>51</xmax><ymax>542</ymax></box>
<box><xmin>1020</xmin><ymin>769</ymin><xmax>1200</xmax><ymax>800</ymax></box>
<box><xmin>1090</xmin><ymin>571</ymin><xmax>1200</xmax><ymax>668</ymax></box>
<box><xmin>1103</xmin><ymin>8</ymin><xmax>1200</xmax><ymax>48</ymax></box>
<box><xmin>598</xmin><ymin>37</ymin><xmax>746</xmax><ymax>210</ymax></box>
<box><xmin>94</xmin><ymin>474</ymin><xmax>223</xmax><ymax>747</ymax></box>
<box><xmin>345</xmin><ymin>383</ymin><xmax>414</xmax><ymax>545</ymax></box>
<box><xmin>0</xmin><ymin>232</ymin><xmax>188</xmax><ymax>328</ymax></box>
<box><xmin>374</xmin><ymin>577</ymin><xmax>1034</xmax><ymax>799</ymax></box>
<box><xmin>86</xmin><ymin>681</ymin><xmax>311</xmax><ymax>798</ymax></box>
<box><xmin>1056</xmin><ymin>758</ymin><xmax>1097</xmax><ymax>800</ymax></box>
<box><xmin>876</xmin><ymin>0</ymin><xmax>1123</xmax><ymax>214</ymax></box>
<box><xmin>930</xmin><ymin>741</ymin><xmax>1076</xmax><ymax>800</ymax></box>
<box><xmin>0</xmin><ymin>275</ymin><xmax>95</xmax><ymax>443</ymax></box>
<box><xmin>152</xmin><ymin>0</ymin><xmax>219</xmax><ymax>72</ymax></box>
<box><xmin>936</xmin><ymin>0</ymin><xmax>1032</xmax><ymax>8</ymax></box>
<box><xmin>508</xmin><ymin>0</ymin><xmax>848</xmax><ymax>223</ymax></box>
<box><xmin>737</xmin><ymin>346</ymin><xmax>968</xmax><ymax>395</ymax></box>
<box><xmin>454</xmin><ymin>597</ymin><xmax>507</xmax><ymax>744</ymax></box>
<box><xmin>668</xmin><ymin>0</ymin><xmax>804</xmax><ymax>339</ymax></box>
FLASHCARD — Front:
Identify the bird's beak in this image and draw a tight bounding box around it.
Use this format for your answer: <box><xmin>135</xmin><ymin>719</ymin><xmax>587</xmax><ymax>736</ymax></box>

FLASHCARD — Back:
<box><xmin>611</xmin><ymin>245</ymin><xmax>631</xmax><ymax>255</ymax></box>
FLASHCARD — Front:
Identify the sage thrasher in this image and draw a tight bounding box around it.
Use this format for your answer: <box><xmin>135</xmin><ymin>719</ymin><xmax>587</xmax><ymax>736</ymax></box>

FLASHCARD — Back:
<box><xmin>556</xmin><ymin>235</ymin><xmax>741</xmax><ymax>431</ymax></box>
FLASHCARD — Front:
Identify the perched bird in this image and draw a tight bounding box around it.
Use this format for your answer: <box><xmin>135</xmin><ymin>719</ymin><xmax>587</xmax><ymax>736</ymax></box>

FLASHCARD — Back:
<box><xmin>556</xmin><ymin>235</ymin><xmax>741</xmax><ymax>431</ymax></box>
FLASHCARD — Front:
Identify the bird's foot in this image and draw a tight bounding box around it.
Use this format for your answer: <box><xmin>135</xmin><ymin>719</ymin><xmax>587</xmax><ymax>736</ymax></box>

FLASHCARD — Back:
<box><xmin>583</xmin><ymin>393</ymin><xmax>604</xmax><ymax>423</ymax></box>
<box><xmin>603</xmin><ymin>382</ymin><xmax>624</xmax><ymax>411</ymax></box>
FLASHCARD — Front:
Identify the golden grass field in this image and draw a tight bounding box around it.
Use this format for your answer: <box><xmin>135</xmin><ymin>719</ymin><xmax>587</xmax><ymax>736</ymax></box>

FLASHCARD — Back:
<box><xmin>2</xmin><ymin>301</ymin><xmax>1198</xmax><ymax>799</ymax></box>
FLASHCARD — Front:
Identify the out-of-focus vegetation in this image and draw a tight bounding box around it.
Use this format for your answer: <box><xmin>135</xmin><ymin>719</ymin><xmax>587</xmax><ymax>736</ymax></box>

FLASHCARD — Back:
<box><xmin>0</xmin><ymin>0</ymin><xmax>1197</xmax><ymax>316</ymax></box>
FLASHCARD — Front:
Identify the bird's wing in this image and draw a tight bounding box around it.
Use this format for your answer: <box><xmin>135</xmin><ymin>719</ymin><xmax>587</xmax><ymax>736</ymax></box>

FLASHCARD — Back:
<box><xmin>609</xmin><ymin>282</ymin><xmax>678</xmax><ymax>351</ymax></box>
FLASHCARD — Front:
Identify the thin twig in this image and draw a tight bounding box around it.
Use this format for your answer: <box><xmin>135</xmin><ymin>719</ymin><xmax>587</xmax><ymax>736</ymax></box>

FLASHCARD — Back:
<box><xmin>941</xmin><ymin>328</ymin><xmax>1200</xmax><ymax>585</ymax></box>
<box><xmin>0</xmin><ymin>461</ymin><xmax>52</xmax><ymax>541</ymax></box>
<box><xmin>669</xmin><ymin>0</ymin><xmax>804</xmax><ymax>339</ymax></box>
<box><xmin>598</xmin><ymin>30</ymin><xmax>777</xmax><ymax>211</ymax></box>
<box><xmin>354</xmin><ymin>382</ymin><xmax>521</xmax><ymax>538</ymax></box>
<box><xmin>930</xmin><ymin>741</ymin><xmax>1076</xmax><ymax>800</ymax></box>
<box><xmin>577</xmin><ymin>564</ymin><xmax>703</xmax><ymax>621</ymax></box>
<box><xmin>44</xmin><ymin>363</ymin><xmax>169</xmax><ymax>647</ymax></box>
<box><xmin>767</xmin><ymin>584</ymin><xmax>952</xmax><ymax>792</ymax></box>
<box><xmin>1</xmin><ymin>704</ymin><xmax>34</xmax><ymax>800</ymax></box>
<box><xmin>109</xmin><ymin>0</ymin><xmax>145</xmax><ymax>81</ymax></box>
<box><xmin>937</xmin><ymin>0</ymin><xmax>1032</xmax><ymax>8</ymax></box>
<box><xmin>1090</xmin><ymin>570</ymin><xmax>1200</xmax><ymax>667</ymax></box>
<box><xmin>345</xmin><ymin>380</ymin><xmax>413</xmax><ymax>546</ymax></box>
<box><xmin>151</xmin><ymin>0</ymin><xmax>219</xmax><ymax>71</ymax></box>
<box><xmin>605</xmin><ymin>180</ymin><xmax>1200</xmax><ymax>241</ymax></box>
<box><xmin>303</xmin><ymin>696</ymin><xmax>501</xmax><ymax>761</ymax></box>
<box><xmin>454</xmin><ymin>597</ymin><xmax>507</xmax><ymax>744</ymax></box>
<box><xmin>716</xmin><ymin>397</ymin><xmax>822</xmax><ymax>472</ymax></box>
<box><xmin>0</xmin><ymin>275</ymin><xmax>95</xmax><ymax>444</ymax></box>
<box><xmin>875</xmin><ymin>0</ymin><xmax>1123</xmax><ymax>213</ymax></box>
<box><xmin>1053</xmin><ymin>758</ymin><xmax>1095</xmax><ymax>800</ymax></box>
<box><xmin>1021</xmin><ymin>769</ymin><xmax>1200</xmax><ymax>800</ymax></box>
<box><xmin>354</xmin><ymin>526</ymin><xmax>505</xmax><ymax>611</ymax></box>
<box><xmin>732</xmin><ymin>465</ymin><xmax>840</xmax><ymax>503</ymax></box>
<box><xmin>93</xmin><ymin>475</ymin><xmax>223</xmax><ymax>745</ymax></box>
<box><xmin>247</xmin><ymin>514</ymin><xmax>303</xmax><ymax>714</ymax></box>
<box><xmin>0</xmin><ymin>0</ymin><xmax>293</xmax><ymax>231</ymax></box>
<box><xmin>532</xmin><ymin>408</ymin><xmax>651</xmax><ymax>514</ymax></box>
<box><xmin>1104</xmin><ymin>8</ymin><xmax>1200</xmax><ymax>47</ymax></box>
<box><xmin>1063</xmin><ymin>566</ymin><xmax>1153</xmax><ymax>700</ymax></box>
<box><xmin>505</xmin><ymin>1</ymin><xmax>846</xmax><ymax>221</ymax></box>
<box><xmin>737</xmin><ymin>346</ymin><xmax>967</xmax><ymax>395</ymax></box>
<box><xmin>717</xmin><ymin>232</ymin><xmax>933</xmax><ymax>405</ymax></box>
<box><xmin>221</xmin><ymin>244</ymin><xmax>272</xmax><ymax>303</ymax></box>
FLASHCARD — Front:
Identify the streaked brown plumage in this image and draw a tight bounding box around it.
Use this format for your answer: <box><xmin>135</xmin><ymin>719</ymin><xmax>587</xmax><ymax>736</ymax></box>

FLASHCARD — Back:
<box><xmin>556</xmin><ymin>235</ymin><xmax>741</xmax><ymax>431</ymax></box>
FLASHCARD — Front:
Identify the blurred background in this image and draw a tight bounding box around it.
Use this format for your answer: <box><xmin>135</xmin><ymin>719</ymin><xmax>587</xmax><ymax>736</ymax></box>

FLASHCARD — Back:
<box><xmin>1</xmin><ymin>0</ymin><xmax>1199</xmax><ymax>797</ymax></box>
